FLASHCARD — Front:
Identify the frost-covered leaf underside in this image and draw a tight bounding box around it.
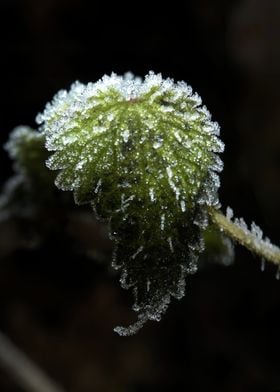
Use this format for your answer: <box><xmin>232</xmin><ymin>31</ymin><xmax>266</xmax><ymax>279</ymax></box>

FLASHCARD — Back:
<box><xmin>37</xmin><ymin>72</ymin><xmax>224</xmax><ymax>335</ymax></box>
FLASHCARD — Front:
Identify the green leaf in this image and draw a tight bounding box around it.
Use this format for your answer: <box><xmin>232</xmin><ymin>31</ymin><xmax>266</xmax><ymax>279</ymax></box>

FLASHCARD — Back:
<box><xmin>37</xmin><ymin>72</ymin><xmax>224</xmax><ymax>335</ymax></box>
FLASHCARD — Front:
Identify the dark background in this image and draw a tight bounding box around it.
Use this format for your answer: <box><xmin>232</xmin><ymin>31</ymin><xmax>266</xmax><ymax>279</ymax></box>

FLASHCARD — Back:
<box><xmin>1</xmin><ymin>0</ymin><xmax>280</xmax><ymax>391</ymax></box>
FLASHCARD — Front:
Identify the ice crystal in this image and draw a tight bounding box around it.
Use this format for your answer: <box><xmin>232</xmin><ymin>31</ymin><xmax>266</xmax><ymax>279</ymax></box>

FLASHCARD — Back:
<box><xmin>225</xmin><ymin>207</ymin><xmax>280</xmax><ymax>270</ymax></box>
<box><xmin>37</xmin><ymin>71</ymin><xmax>224</xmax><ymax>335</ymax></box>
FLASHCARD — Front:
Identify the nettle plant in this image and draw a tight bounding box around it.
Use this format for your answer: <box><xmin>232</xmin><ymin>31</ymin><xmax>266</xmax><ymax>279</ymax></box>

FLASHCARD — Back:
<box><xmin>2</xmin><ymin>72</ymin><xmax>280</xmax><ymax>336</ymax></box>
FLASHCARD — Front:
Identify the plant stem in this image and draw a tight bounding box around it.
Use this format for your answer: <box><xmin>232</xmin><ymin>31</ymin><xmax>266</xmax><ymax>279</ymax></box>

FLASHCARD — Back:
<box><xmin>208</xmin><ymin>206</ymin><xmax>280</xmax><ymax>266</ymax></box>
<box><xmin>0</xmin><ymin>331</ymin><xmax>65</xmax><ymax>392</ymax></box>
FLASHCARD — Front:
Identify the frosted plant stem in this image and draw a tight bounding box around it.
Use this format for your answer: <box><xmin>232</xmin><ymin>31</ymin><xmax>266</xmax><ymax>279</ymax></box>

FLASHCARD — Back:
<box><xmin>0</xmin><ymin>331</ymin><xmax>65</xmax><ymax>392</ymax></box>
<box><xmin>208</xmin><ymin>207</ymin><xmax>280</xmax><ymax>266</ymax></box>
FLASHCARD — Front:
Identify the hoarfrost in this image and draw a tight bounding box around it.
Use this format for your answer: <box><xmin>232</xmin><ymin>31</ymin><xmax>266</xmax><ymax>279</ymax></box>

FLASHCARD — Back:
<box><xmin>107</xmin><ymin>113</ymin><xmax>115</xmax><ymax>122</ymax></box>
<box><xmin>251</xmin><ymin>222</ymin><xmax>263</xmax><ymax>240</ymax></box>
<box><xmin>225</xmin><ymin>208</ymin><xmax>280</xmax><ymax>276</ymax></box>
<box><xmin>234</xmin><ymin>217</ymin><xmax>248</xmax><ymax>230</ymax></box>
<box><xmin>180</xmin><ymin>200</ymin><xmax>186</xmax><ymax>212</ymax></box>
<box><xmin>149</xmin><ymin>188</ymin><xmax>155</xmax><ymax>202</ymax></box>
<box><xmin>94</xmin><ymin>179</ymin><xmax>102</xmax><ymax>193</ymax></box>
<box><xmin>174</xmin><ymin>131</ymin><xmax>182</xmax><ymax>143</ymax></box>
<box><xmin>121</xmin><ymin>129</ymin><xmax>130</xmax><ymax>143</ymax></box>
<box><xmin>167</xmin><ymin>237</ymin><xmax>174</xmax><ymax>253</ymax></box>
<box><xmin>160</xmin><ymin>214</ymin><xmax>165</xmax><ymax>231</ymax></box>
<box><xmin>153</xmin><ymin>136</ymin><xmax>163</xmax><ymax>149</ymax></box>
<box><xmin>114</xmin><ymin>317</ymin><xmax>147</xmax><ymax>337</ymax></box>
<box><xmin>166</xmin><ymin>166</ymin><xmax>173</xmax><ymax>179</ymax></box>
<box><xmin>226</xmin><ymin>206</ymin><xmax>234</xmax><ymax>220</ymax></box>
<box><xmin>36</xmin><ymin>70</ymin><xmax>225</xmax><ymax>336</ymax></box>
<box><xmin>132</xmin><ymin>246</ymin><xmax>143</xmax><ymax>259</ymax></box>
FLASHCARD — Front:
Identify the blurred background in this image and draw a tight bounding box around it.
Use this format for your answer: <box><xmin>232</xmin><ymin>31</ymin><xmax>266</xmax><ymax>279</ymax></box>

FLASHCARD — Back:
<box><xmin>1</xmin><ymin>0</ymin><xmax>280</xmax><ymax>391</ymax></box>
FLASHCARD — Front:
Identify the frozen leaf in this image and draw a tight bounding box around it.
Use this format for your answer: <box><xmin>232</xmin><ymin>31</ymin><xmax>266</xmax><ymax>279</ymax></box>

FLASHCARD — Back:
<box><xmin>37</xmin><ymin>72</ymin><xmax>224</xmax><ymax>335</ymax></box>
<box><xmin>1</xmin><ymin>126</ymin><xmax>57</xmax><ymax>216</ymax></box>
<box><xmin>4</xmin><ymin>126</ymin><xmax>53</xmax><ymax>188</ymax></box>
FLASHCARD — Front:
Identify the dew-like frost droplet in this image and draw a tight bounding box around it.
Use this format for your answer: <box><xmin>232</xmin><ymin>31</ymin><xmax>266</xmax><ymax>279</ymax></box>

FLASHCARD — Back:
<box><xmin>36</xmin><ymin>71</ymin><xmax>224</xmax><ymax>335</ymax></box>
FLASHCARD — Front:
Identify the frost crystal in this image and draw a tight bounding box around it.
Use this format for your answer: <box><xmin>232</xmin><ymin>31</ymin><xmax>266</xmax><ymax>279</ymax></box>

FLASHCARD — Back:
<box><xmin>37</xmin><ymin>71</ymin><xmax>224</xmax><ymax>335</ymax></box>
<box><xmin>226</xmin><ymin>206</ymin><xmax>234</xmax><ymax>220</ymax></box>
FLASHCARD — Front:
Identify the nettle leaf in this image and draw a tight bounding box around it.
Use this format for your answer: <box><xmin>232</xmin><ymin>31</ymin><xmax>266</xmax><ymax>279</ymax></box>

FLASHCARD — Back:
<box><xmin>4</xmin><ymin>126</ymin><xmax>49</xmax><ymax>182</ymax></box>
<box><xmin>37</xmin><ymin>72</ymin><xmax>224</xmax><ymax>335</ymax></box>
<box><xmin>1</xmin><ymin>126</ymin><xmax>57</xmax><ymax>219</ymax></box>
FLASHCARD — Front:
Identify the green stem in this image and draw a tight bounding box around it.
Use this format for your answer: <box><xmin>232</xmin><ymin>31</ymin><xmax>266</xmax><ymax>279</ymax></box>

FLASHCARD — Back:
<box><xmin>208</xmin><ymin>206</ymin><xmax>280</xmax><ymax>266</ymax></box>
